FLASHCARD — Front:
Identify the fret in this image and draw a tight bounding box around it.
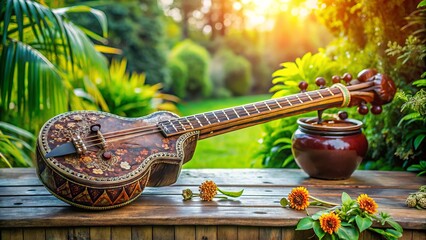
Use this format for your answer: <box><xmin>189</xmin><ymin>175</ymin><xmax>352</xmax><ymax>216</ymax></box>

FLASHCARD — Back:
<box><xmin>327</xmin><ymin>88</ymin><xmax>335</xmax><ymax>96</ymax></box>
<box><xmin>254</xmin><ymin>102</ymin><xmax>266</xmax><ymax>112</ymax></box>
<box><xmin>214</xmin><ymin>110</ymin><xmax>227</xmax><ymax>121</ymax></box>
<box><xmin>295</xmin><ymin>95</ymin><xmax>303</xmax><ymax>103</ymax></box>
<box><xmin>212</xmin><ymin>112</ymin><xmax>221</xmax><ymax>122</ymax></box>
<box><xmin>312</xmin><ymin>90</ymin><xmax>324</xmax><ymax>98</ymax></box>
<box><xmin>188</xmin><ymin>116</ymin><xmax>202</xmax><ymax>127</ymax></box>
<box><xmin>285</xmin><ymin>97</ymin><xmax>293</xmax><ymax>106</ymax></box>
<box><xmin>171</xmin><ymin>120</ymin><xmax>185</xmax><ymax>132</ymax></box>
<box><xmin>177</xmin><ymin>119</ymin><xmax>187</xmax><ymax>130</ymax></box>
<box><xmin>224</xmin><ymin>108</ymin><xmax>238</xmax><ymax>119</ymax></box>
<box><xmin>233</xmin><ymin>108</ymin><xmax>241</xmax><ymax>118</ymax></box>
<box><xmin>203</xmin><ymin>114</ymin><xmax>212</xmax><ymax>124</ymax></box>
<box><xmin>235</xmin><ymin>106</ymin><xmax>249</xmax><ymax>117</ymax></box>
<box><xmin>205</xmin><ymin>112</ymin><xmax>219</xmax><ymax>123</ymax></box>
<box><xmin>221</xmin><ymin>110</ymin><xmax>230</xmax><ymax>120</ymax></box>
<box><xmin>304</xmin><ymin>92</ymin><xmax>313</xmax><ymax>101</ymax></box>
<box><xmin>182</xmin><ymin>117</ymin><xmax>194</xmax><ymax>129</ymax></box>
<box><xmin>265</xmin><ymin>100</ymin><xmax>280</xmax><ymax>110</ymax></box>
<box><xmin>274</xmin><ymin>99</ymin><xmax>283</xmax><ymax>108</ymax></box>
<box><xmin>264</xmin><ymin>102</ymin><xmax>272</xmax><ymax>111</ymax></box>
<box><xmin>195</xmin><ymin>114</ymin><xmax>210</xmax><ymax>126</ymax></box>
<box><xmin>244</xmin><ymin>106</ymin><xmax>251</xmax><ymax>115</ymax></box>
<box><xmin>252</xmin><ymin>104</ymin><xmax>261</xmax><ymax>113</ymax></box>
<box><xmin>245</xmin><ymin>105</ymin><xmax>258</xmax><ymax>115</ymax></box>
<box><xmin>168</xmin><ymin>120</ymin><xmax>179</xmax><ymax>132</ymax></box>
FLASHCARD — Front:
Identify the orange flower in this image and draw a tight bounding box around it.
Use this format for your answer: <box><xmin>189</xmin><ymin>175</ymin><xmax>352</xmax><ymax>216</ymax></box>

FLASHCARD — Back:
<box><xmin>288</xmin><ymin>186</ymin><xmax>310</xmax><ymax>210</ymax></box>
<box><xmin>357</xmin><ymin>194</ymin><xmax>378</xmax><ymax>214</ymax></box>
<box><xmin>199</xmin><ymin>180</ymin><xmax>217</xmax><ymax>201</ymax></box>
<box><xmin>319</xmin><ymin>212</ymin><xmax>341</xmax><ymax>234</ymax></box>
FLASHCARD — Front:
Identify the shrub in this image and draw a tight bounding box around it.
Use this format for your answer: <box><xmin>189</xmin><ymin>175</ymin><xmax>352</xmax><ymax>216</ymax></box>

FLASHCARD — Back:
<box><xmin>211</xmin><ymin>48</ymin><xmax>253</xmax><ymax>96</ymax></box>
<box><xmin>167</xmin><ymin>58</ymin><xmax>188</xmax><ymax>98</ymax></box>
<box><xmin>97</xmin><ymin>59</ymin><xmax>177</xmax><ymax>118</ymax></box>
<box><xmin>169</xmin><ymin>40</ymin><xmax>212</xmax><ymax>99</ymax></box>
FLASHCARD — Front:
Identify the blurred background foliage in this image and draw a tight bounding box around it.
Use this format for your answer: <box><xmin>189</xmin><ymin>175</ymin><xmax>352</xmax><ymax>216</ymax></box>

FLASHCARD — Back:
<box><xmin>0</xmin><ymin>0</ymin><xmax>425</xmax><ymax>174</ymax></box>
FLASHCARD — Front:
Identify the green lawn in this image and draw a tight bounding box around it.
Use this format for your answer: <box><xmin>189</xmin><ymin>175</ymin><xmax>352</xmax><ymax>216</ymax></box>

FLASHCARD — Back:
<box><xmin>177</xmin><ymin>95</ymin><xmax>271</xmax><ymax>168</ymax></box>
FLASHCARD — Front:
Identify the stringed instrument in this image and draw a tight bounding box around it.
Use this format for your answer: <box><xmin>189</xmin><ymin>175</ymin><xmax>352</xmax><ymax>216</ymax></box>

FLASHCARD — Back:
<box><xmin>36</xmin><ymin>69</ymin><xmax>396</xmax><ymax>210</ymax></box>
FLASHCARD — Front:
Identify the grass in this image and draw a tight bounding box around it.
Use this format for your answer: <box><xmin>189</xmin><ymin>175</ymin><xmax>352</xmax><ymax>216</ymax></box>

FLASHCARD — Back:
<box><xmin>177</xmin><ymin>94</ymin><xmax>271</xmax><ymax>168</ymax></box>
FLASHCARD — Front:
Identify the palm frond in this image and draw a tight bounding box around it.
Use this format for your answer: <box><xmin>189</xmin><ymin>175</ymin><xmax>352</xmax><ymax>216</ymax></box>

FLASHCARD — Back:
<box><xmin>0</xmin><ymin>0</ymin><xmax>110</xmax><ymax>131</ymax></box>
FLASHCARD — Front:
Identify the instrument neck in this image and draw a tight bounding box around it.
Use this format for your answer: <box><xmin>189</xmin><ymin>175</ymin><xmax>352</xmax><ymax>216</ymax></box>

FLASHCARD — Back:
<box><xmin>159</xmin><ymin>87</ymin><xmax>346</xmax><ymax>139</ymax></box>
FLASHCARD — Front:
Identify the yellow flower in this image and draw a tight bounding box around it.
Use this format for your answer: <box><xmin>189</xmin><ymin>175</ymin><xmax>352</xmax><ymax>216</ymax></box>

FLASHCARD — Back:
<box><xmin>199</xmin><ymin>180</ymin><xmax>217</xmax><ymax>201</ymax></box>
<box><xmin>319</xmin><ymin>212</ymin><xmax>341</xmax><ymax>234</ymax></box>
<box><xmin>288</xmin><ymin>187</ymin><xmax>310</xmax><ymax>210</ymax></box>
<box><xmin>357</xmin><ymin>194</ymin><xmax>378</xmax><ymax>214</ymax></box>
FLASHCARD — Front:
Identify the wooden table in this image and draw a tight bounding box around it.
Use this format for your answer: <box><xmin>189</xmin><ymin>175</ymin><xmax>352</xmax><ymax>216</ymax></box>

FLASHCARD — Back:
<box><xmin>0</xmin><ymin>168</ymin><xmax>425</xmax><ymax>240</ymax></box>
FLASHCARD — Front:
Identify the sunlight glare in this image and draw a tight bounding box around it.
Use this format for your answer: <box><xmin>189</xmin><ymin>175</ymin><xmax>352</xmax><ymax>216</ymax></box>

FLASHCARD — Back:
<box><xmin>239</xmin><ymin>0</ymin><xmax>318</xmax><ymax>30</ymax></box>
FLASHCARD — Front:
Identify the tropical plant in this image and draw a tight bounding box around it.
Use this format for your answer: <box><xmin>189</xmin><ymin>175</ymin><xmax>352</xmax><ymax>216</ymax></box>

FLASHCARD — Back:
<box><xmin>0</xmin><ymin>0</ymin><xmax>110</xmax><ymax>133</ymax></box>
<box><xmin>258</xmin><ymin>52</ymin><xmax>353</xmax><ymax>168</ymax></box>
<box><xmin>0</xmin><ymin>121</ymin><xmax>34</xmax><ymax>167</ymax></box>
<box><xmin>97</xmin><ymin>58</ymin><xmax>178</xmax><ymax>118</ymax></box>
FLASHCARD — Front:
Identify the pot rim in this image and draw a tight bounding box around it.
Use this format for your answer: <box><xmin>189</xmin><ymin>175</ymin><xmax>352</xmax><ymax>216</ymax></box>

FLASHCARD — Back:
<box><xmin>297</xmin><ymin>117</ymin><xmax>363</xmax><ymax>133</ymax></box>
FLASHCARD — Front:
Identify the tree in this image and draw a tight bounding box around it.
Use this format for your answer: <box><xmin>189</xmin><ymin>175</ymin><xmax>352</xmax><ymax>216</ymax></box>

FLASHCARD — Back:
<box><xmin>173</xmin><ymin>0</ymin><xmax>202</xmax><ymax>39</ymax></box>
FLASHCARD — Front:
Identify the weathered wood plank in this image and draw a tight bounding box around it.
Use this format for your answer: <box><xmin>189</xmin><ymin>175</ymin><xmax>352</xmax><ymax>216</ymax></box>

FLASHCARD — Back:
<box><xmin>412</xmin><ymin>230</ymin><xmax>426</xmax><ymax>240</ymax></box>
<box><xmin>237</xmin><ymin>226</ymin><xmax>259</xmax><ymax>240</ymax></box>
<box><xmin>217</xmin><ymin>226</ymin><xmax>237</xmax><ymax>240</ymax></box>
<box><xmin>259</xmin><ymin>227</ymin><xmax>281</xmax><ymax>240</ymax></box>
<box><xmin>131</xmin><ymin>226</ymin><xmax>152</xmax><ymax>240</ymax></box>
<box><xmin>152</xmin><ymin>226</ymin><xmax>174</xmax><ymax>240</ymax></box>
<box><xmin>69</xmin><ymin>227</ymin><xmax>90</xmax><ymax>240</ymax></box>
<box><xmin>0</xmin><ymin>168</ymin><xmax>425</xmax><ymax>240</ymax></box>
<box><xmin>0</xmin><ymin>193</ymin><xmax>412</xmax><ymax>210</ymax></box>
<box><xmin>23</xmin><ymin>228</ymin><xmax>45</xmax><ymax>240</ymax></box>
<box><xmin>89</xmin><ymin>227</ymin><xmax>110</xmax><ymax>240</ymax></box>
<box><xmin>1</xmin><ymin>205</ymin><xmax>424</xmax><ymax>230</ymax></box>
<box><xmin>111</xmin><ymin>227</ymin><xmax>131</xmax><ymax>240</ymax></box>
<box><xmin>195</xmin><ymin>226</ymin><xmax>216</xmax><ymax>240</ymax></box>
<box><xmin>175</xmin><ymin>226</ymin><xmax>195</xmax><ymax>240</ymax></box>
<box><xmin>1</xmin><ymin>229</ymin><xmax>23</xmax><ymax>240</ymax></box>
<box><xmin>1</xmin><ymin>169</ymin><xmax>424</xmax><ymax>189</ymax></box>
<box><xmin>45</xmin><ymin>228</ymin><xmax>68</xmax><ymax>240</ymax></box>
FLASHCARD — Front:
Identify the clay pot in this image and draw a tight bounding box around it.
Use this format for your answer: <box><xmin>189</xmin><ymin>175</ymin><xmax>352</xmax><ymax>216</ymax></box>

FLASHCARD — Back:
<box><xmin>291</xmin><ymin>117</ymin><xmax>368</xmax><ymax>180</ymax></box>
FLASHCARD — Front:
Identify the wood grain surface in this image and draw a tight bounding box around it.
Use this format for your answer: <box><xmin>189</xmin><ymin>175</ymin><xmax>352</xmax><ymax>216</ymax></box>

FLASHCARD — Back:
<box><xmin>0</xmin><ymin>168</ymin><xmax>425</xmax><ymax>240</ymax></box>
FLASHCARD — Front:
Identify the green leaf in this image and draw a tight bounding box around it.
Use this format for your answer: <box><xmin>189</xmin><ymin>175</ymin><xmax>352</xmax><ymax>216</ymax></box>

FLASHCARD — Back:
<box><xmin>280</xmin><ymin>197</ymin><xmax>288</xmax><ymax>207</ymax></box>
<box><xmin>414</xmin><ymin>134</ymin><xmax>426</xmax><ymax>150</ymax></box>
<box><xmin>386</xmin><ymin>219</ymin><xmax>403</xmax><ymax>233</ymax></box>
<box><xmin>418</xmin><ymin>0</ymin><xmax>426</xmax><ymax>8</ymax></box>
<box><xmin>385</xmin><ymin>229</ymin><xmax>403</xmax><ymax>238</ymax></box>
<box><xmin>296</xmin><ymin>217</ymin><xmax>314</xmax><ymax>230</ymax></box>
<box><xmin>341</xmin><ymin>192</ymin><xmax>352</xmax><ymax>204</ymax></box>
<box><xmin>313</xmin><ymin>221</ymin><xmax>326</xmax><ymax>239</ymax></box>
<box><xmin>337</xmin><ymin>225</ymin><xmax>359</xmax><ymax>240</ymax></box>
<box><xmin>217</xmin><ymin>188</ymin><xmax>244</xmax><ymax>198</ymax></box>
<box><xmin>355</xmin><ymin>215</ymin><xmax>372</xmax><ymax>232</ymax></box>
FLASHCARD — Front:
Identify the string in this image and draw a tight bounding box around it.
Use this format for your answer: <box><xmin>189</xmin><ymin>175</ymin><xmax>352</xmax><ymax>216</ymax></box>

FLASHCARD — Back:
<box><xmin>77</xmin><ymin>87</ymin><xmax>343</xmax><ymax>149</ymax></box>
<box><xmin>85</xmin><ymin>129</ymin><xmax>162</xmax><ymax>148</ymax></box>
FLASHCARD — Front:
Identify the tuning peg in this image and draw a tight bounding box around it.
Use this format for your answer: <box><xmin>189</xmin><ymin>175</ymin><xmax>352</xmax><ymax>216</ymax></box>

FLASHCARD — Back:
<box><xmin>358</xmin><ymin>102</ymin><xmax>369</xmax><ymax>115</ymax></box>
<box><xmin>357</xmin><ymin>69</ymin><xmax>378</xmax><ymax>82</ymax></box>
<box><xmin>298</xmin><ymin>81</ymin><xmax>308</xmax><ymax>92</ymax></box>
<box><xmin>371</xmin><ymin>105</ymin><xmax>383</xmax><ymax>115</ymax></box>
<box><xmin>332</xmin><ymin>75</ymin><xmax>341</xmax><ymax>84</ymax></box>
<box><xmin>338</xmin><ymin>111</ymin><xmax>348</xmax><ymax>120</ymax></box>
<box><xmin>315</xmin><ymin>77</ymin><xmax>326</xmax><ymax>89</ymax></box>
<box><xmin>342</xmin><ymin>73</ymin><xmax>353</xmax><ymax>85</ymax></box>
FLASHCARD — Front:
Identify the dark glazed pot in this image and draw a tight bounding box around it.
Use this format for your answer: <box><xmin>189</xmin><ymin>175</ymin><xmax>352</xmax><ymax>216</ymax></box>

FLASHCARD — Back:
<box><xmin>291</xmin><ymin>117</ymin><xmax>368</xmax><ymax>180</ymax></box>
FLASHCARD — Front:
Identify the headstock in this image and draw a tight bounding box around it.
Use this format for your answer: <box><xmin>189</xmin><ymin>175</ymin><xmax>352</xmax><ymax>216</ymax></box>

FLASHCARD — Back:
<box><xmin>298</xmin><ymin>69</ymin><xmax>396</xmax><ymax>115</ymax></box>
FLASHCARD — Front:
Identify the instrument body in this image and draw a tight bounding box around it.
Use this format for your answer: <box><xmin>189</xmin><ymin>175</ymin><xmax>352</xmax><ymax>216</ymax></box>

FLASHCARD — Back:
<box><xmin>37</xmin><ymin>111</ymin><xmax>198</xmax><ymax>209</ymax></box>
<box><xmin>36</xmin><ymin>69</ymin><xmax>396</xmax><ymax>210</ymax></box>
